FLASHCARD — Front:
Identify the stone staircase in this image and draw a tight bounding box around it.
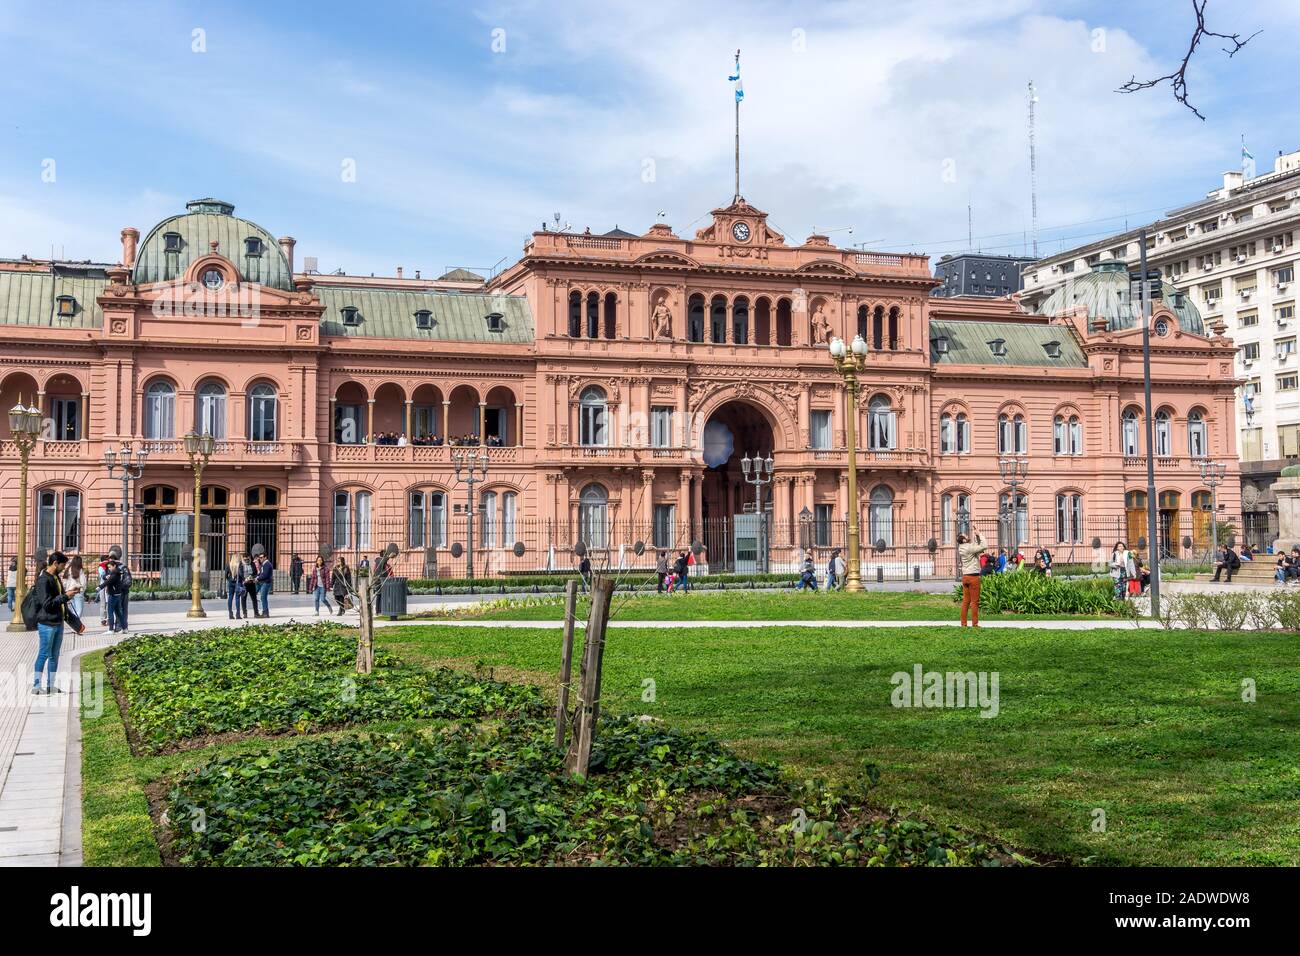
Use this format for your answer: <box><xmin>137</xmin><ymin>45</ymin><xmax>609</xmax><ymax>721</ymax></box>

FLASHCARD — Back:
<box><xmin>1192</xmin><ymin>559</ymin><xmax>1280</xmax><ymax>584</ymax></box>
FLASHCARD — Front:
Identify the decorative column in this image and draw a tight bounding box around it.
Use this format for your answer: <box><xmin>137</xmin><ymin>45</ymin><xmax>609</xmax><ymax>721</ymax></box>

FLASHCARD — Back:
<box><xmin>677</xmin><ymin>470</ymin><xmax>691</xmax><ymax>543</ymax></box>
<box><xmin>81</xmin><ymin>391</ymin><xmax>90</xmax><ymax>443</ymax></box>
<box><xmin>329</xmin><ymin>396</ymin><xmax>337</xmax><ymax>443</ymax></box>
<box><xmin>442</xmin><ymin>401</ymin><xmax>450</xmax><ymax>442</ymax></box>
<box><xmin>641</xmin><ymin>469</ymin><xmax>655</xmax><ymax>529</ymax></box>
<box><xmin>677</xmin><ymin>382</ymin><xmax>689</xmax><ymax>448</ymax></box>
<box><xmin>515</xmin><ymin>403</ymin><xmax>525</xmax><ymax>447</ymax></box>
<box><xmin>798</xmin><ymin>385</ymin><xmax>811</xmax><ymax>449</ymax></box>
<box><xmin>405</xmin><ymin>400</ymin><xmax>413</xmax><ymax>438</ymax></box>
<box><xmin>478</xmin><ymin>402</ymin><xmax>487</xmax><ymax>442</ymax></box>
<box><xmin>366</xmin><ymin>399</ymin><xmax>375</xmax><ymax>443</ymax></box>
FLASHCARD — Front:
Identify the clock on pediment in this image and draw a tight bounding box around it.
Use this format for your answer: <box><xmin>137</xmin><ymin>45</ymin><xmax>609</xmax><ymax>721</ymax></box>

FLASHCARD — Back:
<box><xmin>731</xmin><ymin>220</ymin><xmax>751</xmax><ymax>242</ymax></box>
<box><xmin>694</xmin><ymin>197</ymin><xmax>785</xmax><ymax>247</ymax></box>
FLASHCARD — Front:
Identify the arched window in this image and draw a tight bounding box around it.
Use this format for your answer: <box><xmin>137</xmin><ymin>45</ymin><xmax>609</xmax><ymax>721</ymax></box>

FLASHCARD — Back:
<box><xmin>586</xmin><ymin>291</ymin><xmax>600</xmax><ymax>338</ymax></box>
<box><xmin>579</xmin><ymin>483</ymin><xmax>608</xmax><ymax>548</ymax></box>
<box><xmin>144</xmin><ymin>380</ymin><xmax>175</xmax><ymax>439</ymax></box>
<box><xmin>1055</xmin><ymin>493</ymin><xmax>1084</xmax><ymax>543</ymax></box>
<box><xmin>249</xmin><ymin>383</ymin><xmax>277</xmax><ymax>442</ymax></box>
<box><xmin>196</xmin><ymin>381</ymin><xmax>227</xmax><ymax>438</ymax></box>
<box><xmin>940</xmin><ymin>413</ymin><xmax>955</xmax><ymax>454</ymax></box>
<box><xmin>409</xmin><ymin>490</ymin><xmax>427</xmax><ymax>548</ymax></box>
<box><xmin>333</xmin><ymin>489</ymin><xmax>371</xmax><ymax>550</ymax></box>
<box><xmin>999</xmin><ymin>491</ymin><xmax>1028</xmax><ymax>547</ymax></box>
<box><xmin>868</xmin><ymin>395</ymin><xmax>896</xmax><ymax>450</ymax></box>
<box><xmin>871</xmin><ymin>306</ymin><xmax>884</xmax><ymax>350</ymax></box>
<box><xmin>688</xmin><ymin>294</ymin><xmax>705</xmax><ymax>342</ymax></box>
<box><xmin>579</xmin><ymin>386</ymin><xmax>608</xmax><ymax>446</ymax></box>
<box><xmin>998</xmin><ymin>413</ymin><xmax>1012</xmax><ymax>454</ymax></box>
<box><xmin>1188</xmin><ymin>409</ymin><xmax>1207</xmax><ymax>458</ymax></box>
<box><xmin>887</xmin><ymin>306</ymin><xmax>900</xmax><ymax>350</ymax></box>
<box><xmin>956</xmin><ymin>412</ymin><xmax>970</xmax><ymax>454</ymax></box>
<box><xmin>1053</xmin><ymin>415</ymin><xmax>1066</xmax><ymax>455</ymax></box>
<box><xmin>502</xmin><ymin>491</ymin><xmax>517</xmax><ymax>544</ymax></box>
<box><xmin>37</xmin><ymin>488</ymin><xmax>81</xmax><ymax>552</ymax></box>
<box><xmin>1069</xmin><ymin>415</ymin><xmax>1082</xmax><ymax>455</ymax></box>
<box><xmin>1121</xmin><ymin>407</ymin><xmax>1141</xmax><ymax>456</ymax></box>
<box><xmin>481</xmin><ymin>490</ymin><xmax>498</xmax><ymax>548</ymax></box>
<box><xmin>869</xmin><ymin>485</ymin><xmax>894</xmax><ymax>547</ymax></box>
<box><xmin>1154</xmin><ymin>409</ymin><xmax>1172</xmax><ymax>457</ymax></box>
<box><xmin>732</xmin><ymin>296</ymin><xmax>749</xmax><ymax>345</ymax></box>
<box><xmin>603</xmin><ymin>292</ymin><xmax>617</xmax><ymax>340</ymax></box>
<box><xmin>1014</xmin><ymin>414</ymin><xmax>1027</xmax><ymax>454</ymax></box>
<box><xmin>406</xmin><ymin>490</ymin><xmax>447</xmax><ymax>548</ymax></box>
<box><xmin>568</xmin><ymin>291</ymin><xmax>582</xmax><ymax>338</ymax></box>
<box><xmin>940</xmin><ymin>491</ymin><xmax>971</xmax><ymax>544</ymax></box>
<box><xmin>856</xmin><ymin>305</ymin><xmax>868</xmax><ymax>341</ymax></box>
<box><xmin>710</xmin><ymin>295</ymin><xmax>727</xmax><ymax>344</ymax></box>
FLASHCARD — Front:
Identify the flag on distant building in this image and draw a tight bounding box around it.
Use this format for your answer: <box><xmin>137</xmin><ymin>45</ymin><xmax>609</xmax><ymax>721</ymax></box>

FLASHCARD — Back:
<box><xmin>728</xmin><ymin>50</ymin><xmax>743</xmax><ymax>103</ymax></box>
<box><xmin>1242</xmin><ymin>137</ymin><xmax>1256</xmax><ymax>178</ymax></box>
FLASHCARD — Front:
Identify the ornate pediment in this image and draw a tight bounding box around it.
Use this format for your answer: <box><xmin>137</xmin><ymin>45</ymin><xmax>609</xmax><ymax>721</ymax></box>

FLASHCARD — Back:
<box><xmin>693</xmin><ymin>196</ymin><xmax>785</xmax><ymax>247</ymax></box>
<box><xmin>633</xmin><ymin>250</ymin><xmax>701</xmax><ymax>269</ymax></box>
<box><xmin>796</xmin><ymin>258</ymin><xmax>858</xmax><ymax>278</ymax></box>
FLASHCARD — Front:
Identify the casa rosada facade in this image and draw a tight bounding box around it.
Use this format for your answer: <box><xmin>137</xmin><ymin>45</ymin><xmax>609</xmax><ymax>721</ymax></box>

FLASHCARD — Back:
<box><xmin>0</xmin><ymin>196</ymin><xmax>1242</xmax><ymax>577</ymax></box>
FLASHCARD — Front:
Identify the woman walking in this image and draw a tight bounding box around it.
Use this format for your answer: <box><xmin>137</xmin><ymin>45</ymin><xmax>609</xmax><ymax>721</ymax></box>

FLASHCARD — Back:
<box><xmin>1109</xmin><ymin>541</ymin><xmax>1129</xmax><ymax>600</ymax></box>
<box><xmin>310</xmin><ymin>556</ymin><xmax>333</xmax><ymax>615</ymax></box>
<box><xmin>332</xmin><ymin>556</ymin><xmax>352</xmax><ymax>615</ymax></box>
<box><xmin>64</xmin><ymin>555</ymin><xmax>87</xmax><ymax>621</ymax></box>
<box><xmin>225</xmin><ymin>554</ymin><xmax>245</xmax><ymax>620</ymax></box>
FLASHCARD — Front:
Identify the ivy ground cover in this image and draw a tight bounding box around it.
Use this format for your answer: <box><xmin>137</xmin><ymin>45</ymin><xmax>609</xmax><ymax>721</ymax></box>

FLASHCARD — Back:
<box><xmin>107</xmin><ymin>622</ymin><xmax>539</xmax><ymax>754</ymax></box>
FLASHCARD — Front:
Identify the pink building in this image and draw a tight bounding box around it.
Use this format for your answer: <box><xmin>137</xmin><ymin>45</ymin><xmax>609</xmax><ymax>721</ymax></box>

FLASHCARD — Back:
<box><xmin>0</xmin><ymin>196</ymin><xmax>1241</xmax><ymax>579</ymax></box>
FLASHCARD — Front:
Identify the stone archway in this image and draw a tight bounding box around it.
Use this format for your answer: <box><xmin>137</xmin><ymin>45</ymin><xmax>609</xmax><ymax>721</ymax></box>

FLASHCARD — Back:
<box><xmin>698</xmin><ymin>400</ymin><xmax>779</xmax><ymax>569</ymax></box>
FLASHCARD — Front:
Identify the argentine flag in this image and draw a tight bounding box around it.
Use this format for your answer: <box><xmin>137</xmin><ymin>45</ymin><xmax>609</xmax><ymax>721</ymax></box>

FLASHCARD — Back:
<box><xmin>1242</xmin><ymin>140</ymin><xmax>1255</xmax><ymax>177</ymax></box>
<box><xmin>729</xmin><ymin>51</ymin><xmax>743</xmax><ymax>103</ymax></box>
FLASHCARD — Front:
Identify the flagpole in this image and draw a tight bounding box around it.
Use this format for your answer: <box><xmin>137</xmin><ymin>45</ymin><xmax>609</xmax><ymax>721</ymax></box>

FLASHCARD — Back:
<box><xmin>734</xmin><ymin>48</ymin><xmax>741</xmax><ymax>201</ymax></box>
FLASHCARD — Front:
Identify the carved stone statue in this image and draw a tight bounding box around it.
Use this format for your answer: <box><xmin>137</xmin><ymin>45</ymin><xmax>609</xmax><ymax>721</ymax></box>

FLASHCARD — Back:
<box><xmin>651</xmin><ymin>301</ymin><xmax>673</xmax><ymax>339</ymax></box>
<box><xmin>811</xmin><ymin>306</ymin><xmax>832</xmax><ymax>345</ymax></box>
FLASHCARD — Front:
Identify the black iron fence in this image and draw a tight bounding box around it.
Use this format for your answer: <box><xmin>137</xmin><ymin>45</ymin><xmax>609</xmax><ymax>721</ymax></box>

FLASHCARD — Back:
<box><xmin>0</xmin><ymin>508</ymin><xmax>1250</xmax><ymax>585</ymax></box>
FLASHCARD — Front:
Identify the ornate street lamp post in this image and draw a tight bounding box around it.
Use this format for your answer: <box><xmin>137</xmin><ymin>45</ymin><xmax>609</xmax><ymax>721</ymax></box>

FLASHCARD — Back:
<box><xmin>104</xmin><ymin>442</ymin><xmax>148</xmax><ymax>592</ymax></box>
<box><xmin>1199</xmin><ymin>458</ymin><xmax>1228</xmax><ymax>560</ymax></box>
<box><xmin>828</xmin><ymin>334</ymin><xmax>869</xmax><ymax>591</ymax></box>
<box><xmin>740</xmin><ymin>452</ymin><xmax>775</xmax><ymax>573</ymax></box>
<box><xmin>6</xmin><ymin>400</ymin><xmax>43</xmax><ymax>632</ymax></box>
<box><xmin>997</xmin><ymin>456</ymin><xmax>1029</xmax><ymax>551</ymax></box>
<box><xmin>453</xmin><ymin>450</ymin><xmax>488</xmax><ymax>579</ymax></box>
<box><xmin>183</xmin><ymin>431</ymin><xmax>216</xmax><ymax>618</ymax></box>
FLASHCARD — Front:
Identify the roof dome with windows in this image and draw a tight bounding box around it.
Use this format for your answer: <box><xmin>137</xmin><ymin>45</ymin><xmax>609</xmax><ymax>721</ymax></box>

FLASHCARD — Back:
<box><xmin>1033</xmin><ymin>261</ymin><xmax>1206</xmax><ymax>335</ymax></box>
<box><xmin>132</xmin><ymin>198</ymin><xmax>293</xmax><ymax>289</ymax></box>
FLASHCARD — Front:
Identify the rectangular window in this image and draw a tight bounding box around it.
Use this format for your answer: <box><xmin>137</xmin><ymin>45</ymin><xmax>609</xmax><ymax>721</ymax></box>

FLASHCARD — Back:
<box><xmin>333</xmin><ymin>492</ymin><xmax>351</xmax><ymax>549</ymax></box>
<box><xmin>409</xmin><ymin>491</ymin><xmax>426</xmax><ymax>548</ymax></box>
<box><xmin>334</xmin><ymin>404</ymin><xmax>363</xmax><ymax>444</ymax></box>
<box><xmin>1279</xmin><ymin>374</ymin><xmax>1299</xmax><ymax>392</ymax></box>
<box><xmin>1275</xmin><ymin>266</ymin><xmax>1295</xmax><ymax>285</ymax></box>
<box><xmin>811</xmin><ymin>410</ymin><xmax>832</xmax><ymax>449</ymax></box>
<box><xmin>1239</xmin><ymin>311</ymin><xmax>1259</xmax><ymax>327</ymax></box>
<box><xmin>1278</xmin><ymin>304</ymin><xmax>1295</xmax><ymax>323</ymax></box>
<box><xmin>413</xmin><ymin>405</ymin><xmax>439</xmax><ymax>440</ymax></box>
<box><xmin>651</xmin><ymin>406</ymin><xmax>673</xmax><ymax>448</ymax></box>
<box><xmin>1202</xmin><ymin>283</ymin><xmax>1222</xmax><ymax>302</ymax></box>
<box><xmin>52</xmin><ymin>397</ymin><xmax>80</xmax><ymax>440</ymax></box>
<box><xmin>37</xmin><ymin>491</ymin><xmax>57</xmax><ymax>552</ymax></box>
<box><xmin>1241</xmin><ymin>427</ymin><xmax>1262</xmax><ymax>461</ymax></box>
<box><xmin>1242</xmin><ymin>342</ymin><xmax>1260</xmax><ymax>361</ymax></box>
<box><xmin>1276</xmin><ymin>338</ymin><xmax>1296</xmax><ymax>361</ymax></box>
<box><xmin>653</xmin><ymin>504</ymin><xmax>676</xmax><ymax>548</ymax></box>
<box><xmin>814</xmin><ymin>504</ymin><xmax>833</xmax><ymax>548</ymax></box>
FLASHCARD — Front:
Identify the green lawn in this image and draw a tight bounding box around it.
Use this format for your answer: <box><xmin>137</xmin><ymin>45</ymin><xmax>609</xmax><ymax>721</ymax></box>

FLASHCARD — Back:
<box><xmin>412</xmin><ymin>587</ymin><xmax>1122</xmax><ymax>622</ymax></box>
<box><xmin>380</xmin><ymin>623</ymin><xmax>1300</xmax><ymax>866</ymax></box>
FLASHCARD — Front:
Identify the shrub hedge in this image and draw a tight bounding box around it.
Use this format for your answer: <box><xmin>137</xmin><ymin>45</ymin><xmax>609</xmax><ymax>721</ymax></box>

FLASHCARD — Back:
<box><xmin>954</xmin><ymin>572</ymin><xmax>1127</xmax><ymax>616</ymax></box>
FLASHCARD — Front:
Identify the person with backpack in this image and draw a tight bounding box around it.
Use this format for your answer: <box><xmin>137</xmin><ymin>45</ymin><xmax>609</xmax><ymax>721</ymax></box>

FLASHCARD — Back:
<box><xmin>798</xmin><ymin>550</ymin><xmax>818</xmax><ymax>591</ymax></box>
<box><xmin>102</xmin><ymin>556</ymin><xmax>131</xmax><ymax>633</ymax></box>
<box><xmin>255</xmin><ymin>552</ymin><xmax>275</xmax><ymax>617</ymax></box>
<box><xmin>655</xmin><ymin>551</ymin><xmax>668</xmax><ymax>593</ymax></box>
<box><xmin>25</xmin><ymin>551</ymin><xmax>82</xmax><ymax>695</ymax></box>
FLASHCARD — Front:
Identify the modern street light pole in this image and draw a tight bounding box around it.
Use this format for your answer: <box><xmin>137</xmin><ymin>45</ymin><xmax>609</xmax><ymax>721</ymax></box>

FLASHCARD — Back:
<box><xmin>6</xmin><ymin>400</ymin><xmax>42</xmax><ymax>632</ymax></box>
<box><xmin>183</xmin><ymin>431</ymin><xmax>216</xmax><ymax>618</ymax></box>
<box><xmin>453</xmin><ymin>450</ymin><xmax>488</xmax><ymax>579</ymax></box>
<box><xmin>1137</xmin><ymin>230</ymin><xmax>1162</xmax><ymax>617</ymax></box>
<box><xmin>1199</xmin><ymin>458</ymin><xmax>1227</xmax><ymax>560</ymax></box>
<box><xmin>740</xmin><ymin>452</ymin><xmax>775</xmax><ymax>573</ymax></box>
<box><xmin>954</xmin><ymin>501</ymin><xmax>970</xmax><ymax>582</ymax></box>
<box><xmin>829</xmin><ymin>334</ymin><xmax>869</xmax><ymax>591</ymax></box>
<box><xmin>104</xmin><ymin>443</ymin><xmax>148</xmax><ymax>621</ymax></box>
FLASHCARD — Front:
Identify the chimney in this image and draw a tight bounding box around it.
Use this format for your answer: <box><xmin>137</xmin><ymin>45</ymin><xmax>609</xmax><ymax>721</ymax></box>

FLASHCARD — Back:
<box><xmin>121</xmin><ymin>227</ymin><xmax>139</xmax><ymax>268</ymax></box>
<box><xmin>1221</xmin><ymin>170</ymin><xmax>1243</xmax><ymax>195</ymax></box>
<box><xmin>279</xmin><ymin>236</ymin><xmax>296</xmax><ymax>274</ymax></box>
<box><xmin>396</xmin><ymin>266</ymin><xmax>404</xmax><ymax>279</ymax></box>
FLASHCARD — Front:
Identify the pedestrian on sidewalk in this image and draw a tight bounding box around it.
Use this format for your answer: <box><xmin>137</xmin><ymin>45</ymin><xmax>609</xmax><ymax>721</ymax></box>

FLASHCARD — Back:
<box><xmin>578</xmin><ymin>554</ymin><xmax>592</xmax><ymax>593</ymax></box>
<box><xmin>290</xmin><ymin>553</ymin><xmax>304</xmax><ymax>595</ymax></box>
<box><xmin>332</xmin><ymin>556</ymin><xmax>352</xmax><ymax>614</ymax></box>
<box><xmin>103</xmin><ymin>556</ymin><xmax>131</xmax><ymax>634</ymax></box>
<box><xmin>826</xmin><ymin>550</ymin><xmax>840</xmax><ymax>590</ymax></box>
<box><xmin>674</xmin><ymin>551</ymin><xmax>690</xmax><ymax>593</ymax></box>
<box><xmin>30</xmin><ymin>551</ymin><xmax>81</xmax><ymax>694</ymax></box>
<box><xmin>798</xmin><ymin>550</ymin><xmax>817</xmax><ymax>591</ymax></box>
<box><xmin>1109</xmin><ymin>541</ymin><xmax>1129</xmax><ymax>600</ymax></box>
<box><xmin>226</xmin><ymin>554</ymin><xmax>246</xmax><ymax>619</ymax></box>
<box><xmin>63</xmin><ymin>555</ymin><xmax>87</xmax><ymax>621</ymax></box>
<box><xmin>655</xmin><ymin>551</ymin><xmax>668</xmax><ymax>593</ymax></box>
<box><xmin>6</xmin><ymin>556</ymin><xmax>16</xmax><ymax>613</ymax></box>
<box><xmin>958</xmin><ymin>531</ymin><xmax>987</xmax><ymax>628</ymax></box>
<box><xmin>310</xmin><ymin>556</ymin><xmax>333</xmax><ymax>615</ymax></box>
<box><xmin>97</xmin><ymin>555</ymin><xmax>109</xmax><ymax>626</ymax></box>
<box><xmin>241</xmin><ymin>553</ymin><xmax>257</xmax><ymax>618</ymax></box>
<box><xmin>256</xmin><ymin>552</ymin><xmax>275</xmax><ymax>617</ymax></box>
<box><xmin>832</xmin><ymin>550</ymin><xmax>847</xmax><ymax>590</ymax></box>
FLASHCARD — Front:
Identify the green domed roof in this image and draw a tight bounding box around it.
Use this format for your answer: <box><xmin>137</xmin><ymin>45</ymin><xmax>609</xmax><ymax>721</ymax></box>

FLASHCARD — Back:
<box><xmin>1034</xmin><ymin>262</ymin><xmax>1205</xmax><ymax>335</ymax></box>
<box><xmin>132</xmin><ymin>199</ymin><xmax>293</xmax><ymax>290</ymax></box>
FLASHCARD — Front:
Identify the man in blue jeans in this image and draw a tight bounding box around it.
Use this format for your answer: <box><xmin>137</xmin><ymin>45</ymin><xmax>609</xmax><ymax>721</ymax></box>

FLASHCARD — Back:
<box><xmin>102</xmin><ymin>556</ymin><xmax>130</xmax><ymax>633</ymax></box>
<box><xmin>32</xmin><ymin>550</ymin><xmax>79</xmax><ymax>694</ymax></box>
<box><xmin>256</xmin><ymin>554</ymin><xmax>274</xmax><ymax>617</ymax></box>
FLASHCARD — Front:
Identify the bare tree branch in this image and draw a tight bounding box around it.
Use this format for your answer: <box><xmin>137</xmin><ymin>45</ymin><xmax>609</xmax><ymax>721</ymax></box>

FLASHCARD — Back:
<box><xmin>1116</xmin><ymin>0</ymin><xmax>1260</xmax><ymax>120</ymax></box>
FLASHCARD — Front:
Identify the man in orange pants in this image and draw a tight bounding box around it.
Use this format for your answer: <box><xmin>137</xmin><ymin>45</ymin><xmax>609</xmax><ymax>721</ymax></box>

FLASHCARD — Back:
<box><xmin>958</xmin><ymin>531</ymin><xmax>987</xmax><ymax>628</ymax></box>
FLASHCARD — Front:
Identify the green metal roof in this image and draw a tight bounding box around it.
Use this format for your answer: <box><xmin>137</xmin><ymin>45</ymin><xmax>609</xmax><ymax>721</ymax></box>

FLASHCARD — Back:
<box><xmin>929</xmin><ymin>319</ymin><xmax>1087</xmax><ymax>367</ymax></box>
<box><xmin>1033</xmin><ymin>261</ymin><xmax>1206</xmax><ymax>334</ymax></box>
<box><xmin>0</xmin><ymin>268</ymin><xmax>106</xmax><ymax>329</ymax></box>
<box><xmin>132</xmin><ymin>200</ymin><xmax>293</xmax><ymax>290</ymax></box>
<box><xmin>317</xmin><ymin>286</ymin><xmax>534</xmax><ymax>342</ymax></box>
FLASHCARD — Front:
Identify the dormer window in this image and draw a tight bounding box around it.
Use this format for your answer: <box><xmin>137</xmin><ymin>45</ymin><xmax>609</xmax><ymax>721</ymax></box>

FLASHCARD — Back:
<box><xmin>988</xmin><ymin>338</ymin><xmax>1007</xmax><ymax>357</ymax></box>
<box><xmin>414</xmin><ymin>309</ymin><xmax>433</xmax><ymax>329</ymax></box>
<box><xmin>56</xmin><ymin>295</ymin><xmax>76</xmax><ymax>318</ymax></box>
<box><xmin>1043</xmin><ymin>340</ymin><xmax>1061</xmax><ymax>358</ymax></box>
<box><xmin>341</xmin><ymin>307</ymin><xmax>361</xmax><ymax>327</ymax></box>
<box><xmin>244</xmin><ymin>237</ymin><xmax>263</xmax><ymax>256</ymax></box>
<box><xmin>931</xmin><ymin>334</ymin><xmax>950</xmax><ymax>355</ymax></box>
<box><xmin>163</xmin><ymin>232</ymin><xmax>183</xmax><ymax>253</ymax></box>
<box><xmin>485</xmin><ymin>311</ymin><xmax>504</xmax><ymax>332</ymax></box>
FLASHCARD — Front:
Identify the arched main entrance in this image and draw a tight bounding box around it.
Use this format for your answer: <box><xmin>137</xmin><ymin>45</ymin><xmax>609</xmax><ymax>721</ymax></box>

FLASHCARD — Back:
<box><xmin>700</xmin><ymin>401</ymin><xmax>777</xmax><ymax>570</ymax></box>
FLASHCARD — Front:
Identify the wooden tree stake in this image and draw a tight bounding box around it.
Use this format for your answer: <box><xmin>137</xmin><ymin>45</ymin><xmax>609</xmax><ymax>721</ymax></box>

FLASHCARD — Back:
<box><xmin>356</xmin><ymin>573</ymin><xmax>374</xmax><ymax>674</ymax></box>
<box><xmin>555</xmin><ymin>579</ymin><xmax>579</xmax><ymax>748</ymax></box>
<box><xmin>564</xmin><ymin>575</ymin><xmax>614</xmax><ymax>778</ymax></box>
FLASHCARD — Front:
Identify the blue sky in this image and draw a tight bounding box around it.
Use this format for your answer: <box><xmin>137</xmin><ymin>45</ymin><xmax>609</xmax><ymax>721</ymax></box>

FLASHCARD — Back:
<box><xmin>0</xmin><ymin>0</ymin><xmax>1295</xmax><ymax>276</ymax></box>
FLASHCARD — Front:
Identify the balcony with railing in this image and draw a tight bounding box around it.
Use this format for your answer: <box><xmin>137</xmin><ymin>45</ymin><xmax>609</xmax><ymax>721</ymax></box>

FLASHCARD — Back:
<box><xmin>801</xmin><ymin>447</ymin><xmax>930</xmax><ymax>468</ymax></box>
<box><xmin>325</xmin><ymin>443</ymin><xmax>523</xmax><ymax>466</ymax></box>
<box><xmin>138</xmin><ymin>439</ymin><xmax>303</xmax><ymax>467</ymax></box>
